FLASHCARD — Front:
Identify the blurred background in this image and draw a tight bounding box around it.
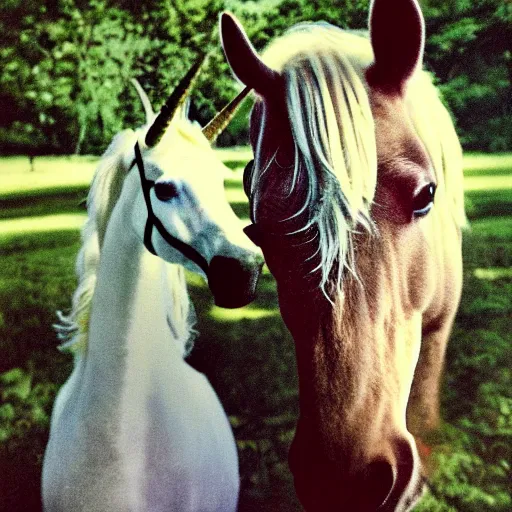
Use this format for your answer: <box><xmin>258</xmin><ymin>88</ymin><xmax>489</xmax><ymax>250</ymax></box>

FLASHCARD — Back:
<box><xmin>0</xmin><ymin>0</ymin><xmax>510</xmax><ymax>511</ymax></box>
<box><xmin>0</xmin><ymin>0</ymin><xmax>510</xmax><ymax>154</ymax></box>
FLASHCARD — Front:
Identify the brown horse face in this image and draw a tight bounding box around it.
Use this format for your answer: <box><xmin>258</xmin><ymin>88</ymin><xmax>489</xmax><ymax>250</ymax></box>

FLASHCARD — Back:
<box><xmin>221</xmin><ymin>0</ymin><xmax>451</xmax><ymax>509</ymax></box>
<box><xmin>283</xmin><ymin>91</ymin><xmax>438</xmax><ymax>511</ymax></box>
<box><xmin>251</xmin><ymin>103</ymin><xmax>434</xmax><ymax>511</ymax></box>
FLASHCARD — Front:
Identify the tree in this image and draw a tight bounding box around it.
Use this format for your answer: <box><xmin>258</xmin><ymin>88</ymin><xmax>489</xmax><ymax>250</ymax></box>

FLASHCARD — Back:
<box><xmin>423</xmin><ymin>0</ymin><xmax>511</xmax><ymax>151</ymax></box>
<box><xmin>0</xmin><ymin>0</ymin><xmax>509</xmax><ymax>153</ymax></box>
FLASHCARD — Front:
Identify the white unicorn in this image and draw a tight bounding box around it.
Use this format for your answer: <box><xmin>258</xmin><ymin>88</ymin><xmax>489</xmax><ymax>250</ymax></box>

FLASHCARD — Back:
<box><xmin>42</xmin><ymin>59</ymin><xmax>261</xmax><ymax>512</ymax></box>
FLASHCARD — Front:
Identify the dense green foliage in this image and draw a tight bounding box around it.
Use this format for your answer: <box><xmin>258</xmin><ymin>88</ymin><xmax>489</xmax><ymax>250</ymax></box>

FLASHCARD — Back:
<box><xmin>0</xmin><ymin>153</ymin><xmax>510</xmax><ymax>510</ymax></box>
<box><xmin>1</xmin><ymin>0</ymin><xmax>510</xmax><ymax>154</ymax></box>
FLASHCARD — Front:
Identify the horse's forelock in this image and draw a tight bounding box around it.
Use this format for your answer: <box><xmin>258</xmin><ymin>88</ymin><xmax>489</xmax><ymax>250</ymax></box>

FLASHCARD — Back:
<box><xmin>256</xmin><ymin>25</ymin><xmax>378</xmax><ymax>299</ymax></box>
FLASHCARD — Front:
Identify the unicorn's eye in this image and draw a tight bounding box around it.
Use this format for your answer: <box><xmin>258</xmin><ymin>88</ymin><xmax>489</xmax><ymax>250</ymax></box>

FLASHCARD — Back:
<box><xmin>243</xmin><ymin>160</ymin><xmax>254</xmax><ymax>197</ymax></box>
<box><xmin>412</xmin><ymin>183</ymin><xmax>436</xmax><ymax>217</ymax></box>
<box><xmin>155</xmin><ymin>181</ymin><xmax>180</xmax><ymax>202</ymax></box>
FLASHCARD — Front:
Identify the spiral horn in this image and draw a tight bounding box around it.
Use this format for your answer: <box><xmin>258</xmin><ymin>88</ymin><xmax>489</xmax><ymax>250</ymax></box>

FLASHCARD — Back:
<box><xmin>202</xmin><ymin>86</ymin><xmax>251</xmax><ymax>143</ymax></box>
<box><xmin>145</xmin><ymin>54</ymin><xmax>207</xmax><ymax>147</ymax></box>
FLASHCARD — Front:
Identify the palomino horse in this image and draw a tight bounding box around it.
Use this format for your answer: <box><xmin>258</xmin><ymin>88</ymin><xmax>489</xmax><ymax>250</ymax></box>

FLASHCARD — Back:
<box><xmin>220</xmin><ymin>0</ymin><xmax>465</xmax><ymax>509</ymax></box>
<box><xmin>42</xmin><ymin>61</ymin><xmax>262</xmax><ymax>511</ymax></box>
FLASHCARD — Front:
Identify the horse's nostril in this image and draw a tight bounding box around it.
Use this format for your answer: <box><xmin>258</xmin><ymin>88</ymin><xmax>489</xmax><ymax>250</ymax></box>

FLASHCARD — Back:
<box><xmin>363</xmin><ymin>459</ymin><xmax>396</xmax><ymax>509</ymax></box>
<box><xmin>361</xmin><ymin>439</ymin><xmax>417</xmax><ymax>510</ymax></box>
<box><xmin>155</xmin><ymin>181</ymin><xmax>180</xmax><ymax>201</ymax></box>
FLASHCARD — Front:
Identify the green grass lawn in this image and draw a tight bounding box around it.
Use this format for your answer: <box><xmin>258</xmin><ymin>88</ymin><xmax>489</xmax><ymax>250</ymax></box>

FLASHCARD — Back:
<box><xmin>0</xmin><ymin>152</ymin><xmax>511</xmax><ymax>511</ymax></box>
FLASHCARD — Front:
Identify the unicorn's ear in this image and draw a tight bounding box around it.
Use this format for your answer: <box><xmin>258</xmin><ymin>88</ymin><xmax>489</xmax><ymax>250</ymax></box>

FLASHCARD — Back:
<box><xmin>367</xmin><ymin>0</ymin><xmax>425</xmax><ymax>93</ymax></box>
<box><xmin>130</xmin><ymin>78</ymin><xmax>155</xmax><ymax>123</ymax></box>
<box><xmin>220</xmin><ymin>12</ymin><xmax>282</xmax><ymax>99</ymax></box>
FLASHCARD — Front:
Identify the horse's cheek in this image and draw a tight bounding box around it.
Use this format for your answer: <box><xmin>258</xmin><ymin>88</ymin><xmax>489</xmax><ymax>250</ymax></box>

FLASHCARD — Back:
<box><xmin>405</xmin><ymin>231</ymin><xmax>436</xmax><ymax>313</ymax></box>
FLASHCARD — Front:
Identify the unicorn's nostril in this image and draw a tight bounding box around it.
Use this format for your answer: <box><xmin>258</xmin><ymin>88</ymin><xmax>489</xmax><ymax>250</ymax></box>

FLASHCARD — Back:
<box><xmin>155</xmin><ymin>181</ymin><xmax>180</xmax><ymax>201</ymax></box>
<box><xmin>208</xmin><ymin>255</ymin><xmax>262</xmax><ymax>308</ymax></box>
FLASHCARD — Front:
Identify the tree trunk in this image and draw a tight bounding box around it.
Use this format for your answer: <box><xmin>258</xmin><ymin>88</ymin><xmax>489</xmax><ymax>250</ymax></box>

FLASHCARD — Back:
<box><xmin>75</xmin><ymin>121</ymin><xmax>87</xmax><ymax>155</ymax></box>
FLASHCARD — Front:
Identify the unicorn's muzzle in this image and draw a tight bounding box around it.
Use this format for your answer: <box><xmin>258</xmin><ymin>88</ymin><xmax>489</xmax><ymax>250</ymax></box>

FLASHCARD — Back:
<box><xmin>207</xmin><ymin>254</ymin><xmax>263</xmax><ymax>308</ymax></box>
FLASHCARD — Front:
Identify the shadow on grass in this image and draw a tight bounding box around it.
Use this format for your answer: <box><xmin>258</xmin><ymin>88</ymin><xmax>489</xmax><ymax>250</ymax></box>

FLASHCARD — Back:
<box><xmin>230</xmin><ymin>201</ymin><xmax>251</xmax><ymax>220</ymax></box>
<box><xmin>224</xmin><ymin>160</ymin><xmax>249</xmax><ymax>171</ymax></box>
<box><xmin>465</xmin><ymin>189</ymin><xmax>512</xmax><ymax>220</ymax></box>
<box><xmin>0</xmin><ymin>188</ymin><xmax>87</xmax><ymax>221</ymax></box>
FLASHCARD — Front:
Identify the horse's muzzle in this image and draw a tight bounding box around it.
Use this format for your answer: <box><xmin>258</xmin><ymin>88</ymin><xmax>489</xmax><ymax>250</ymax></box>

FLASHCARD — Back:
<box><xmin>208</xmin><ymin>254</ymin><xmax>263</xmax><ymax>308</ymax></box>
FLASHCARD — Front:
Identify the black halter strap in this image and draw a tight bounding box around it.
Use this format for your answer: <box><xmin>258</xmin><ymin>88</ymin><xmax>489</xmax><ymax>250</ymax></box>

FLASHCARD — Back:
<box><xmin>134</xmin><ymin>142</ymin><xmax>209</xmax><ymax>274</ymax></box>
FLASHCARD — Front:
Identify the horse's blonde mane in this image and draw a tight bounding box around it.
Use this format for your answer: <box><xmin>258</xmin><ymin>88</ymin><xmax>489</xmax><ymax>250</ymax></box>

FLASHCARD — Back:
<box><xmin>406</xmin><ymin>72</ymin><xmax>466</xmax><ymax>228</ymax></box>
<box><xmin>259</xmin><ymin>22</ymin><xmax>465</xmax><ymax>298</ymax></box>
<box><xmin>56</xmin><ymin>115</ymin><xmax>200</xmax><ymax>358</ymax></box>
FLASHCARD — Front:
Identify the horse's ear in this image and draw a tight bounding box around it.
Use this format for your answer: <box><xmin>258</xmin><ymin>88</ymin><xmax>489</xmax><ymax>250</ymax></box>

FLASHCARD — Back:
<box><xmin>220</xmin><ymin>12</ymin><xmax>281</xmax><ymax>99</ymax></box>
<box><xmin>367</xmin><ymin>0</ymin><xmax>425</xmax><ymax>93</ymax></box>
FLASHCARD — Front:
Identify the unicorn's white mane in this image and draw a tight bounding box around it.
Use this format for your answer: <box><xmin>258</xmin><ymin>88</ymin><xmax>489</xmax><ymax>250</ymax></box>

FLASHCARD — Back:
<box><xmin>256</xmin><ymin>22</ymin><xmax>465</xmax><ymax>297</ymax></box>
<box><xmin>55</xmin><ymin>113</ymin><xmax>203</xmax><ymax>358</ymax></box>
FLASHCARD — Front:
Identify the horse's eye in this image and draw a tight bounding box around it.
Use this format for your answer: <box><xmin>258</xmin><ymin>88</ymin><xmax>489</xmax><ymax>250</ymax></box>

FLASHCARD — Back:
<box><xmin>243</xmin><ymin>160</ymin><xmax>254</xmax><ymax>197</ymax></box>
<box><xmin>154</xmin><ymin>181</ymin><xmax>180</xmax><ymax>202</ymax></box>
<box><xmin>412</xmin><ymin>183</ymin><xmax>436</xmax><ymax>217</ymax></box>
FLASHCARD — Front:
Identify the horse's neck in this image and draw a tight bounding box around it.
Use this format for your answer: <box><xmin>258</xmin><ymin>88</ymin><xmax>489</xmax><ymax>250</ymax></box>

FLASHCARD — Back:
<box><xmin>83</xmin><ymin>193</ymin><xmax>188</xmax><ymax>408</ymax></box>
